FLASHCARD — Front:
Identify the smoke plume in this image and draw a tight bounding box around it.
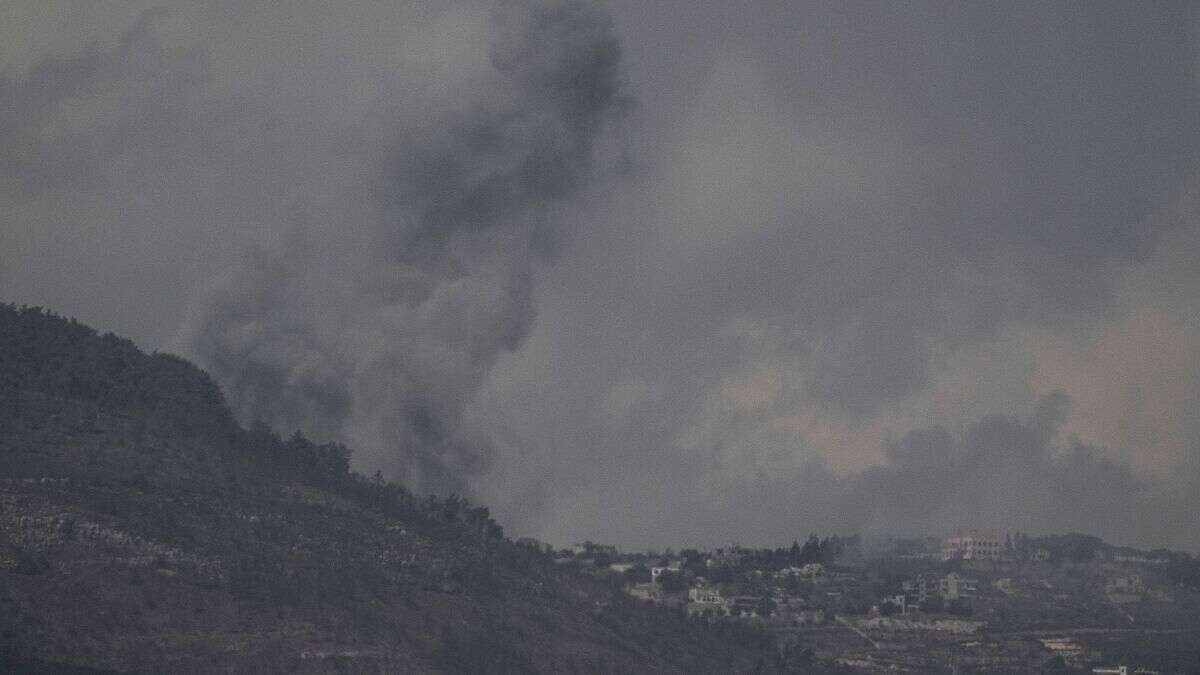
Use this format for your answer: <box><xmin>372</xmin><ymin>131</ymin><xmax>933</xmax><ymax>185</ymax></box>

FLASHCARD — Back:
<box><xmin>188</xmin><ymin>0</ymin><xmax>628</xmax><ymax>493</ymax></box>
<box><xmin>3</xmin><ymin>1</ymin><xmax>1199</xmax><ymax>551</ymax></box>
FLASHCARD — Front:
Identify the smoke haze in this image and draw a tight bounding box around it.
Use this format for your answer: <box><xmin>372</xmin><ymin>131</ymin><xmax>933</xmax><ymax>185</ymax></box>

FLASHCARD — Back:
<box><xmin>2</xmin><ymin>1</ymin><xmax>1198</xmax><ymax>550</ymax></box>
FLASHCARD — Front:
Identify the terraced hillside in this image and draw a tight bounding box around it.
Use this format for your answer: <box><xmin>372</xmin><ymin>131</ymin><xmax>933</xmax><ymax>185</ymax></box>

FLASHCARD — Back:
<box><xmin>0</xmin><ymin>304</ymin><xmax>814</xmax><ymax>673</ymax></box>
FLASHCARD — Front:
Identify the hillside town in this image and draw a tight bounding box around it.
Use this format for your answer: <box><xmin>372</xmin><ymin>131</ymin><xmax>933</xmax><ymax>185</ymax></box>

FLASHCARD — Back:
<box><xmin>520</xmin><ymin>531</ymin><xmax>1200</xmax><ymax>673</ymax></box>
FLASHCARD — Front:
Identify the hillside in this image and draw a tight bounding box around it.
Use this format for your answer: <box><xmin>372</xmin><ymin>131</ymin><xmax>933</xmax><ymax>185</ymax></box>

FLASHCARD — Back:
<box><xmin>0</xmin><ymin>304</ymin><xmax>813</xmax><ymax>674</ymax></box>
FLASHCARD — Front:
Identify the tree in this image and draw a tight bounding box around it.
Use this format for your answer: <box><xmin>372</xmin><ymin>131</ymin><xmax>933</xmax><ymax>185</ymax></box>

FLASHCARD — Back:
<box><xmin>819</xmin><ymin>535</ymin><xmax>843</xmax><ymax>564</ymax></box>
<box><xmin>657</xmin><ymin>571</ymin><xmax>686</xmax><ymax>593</ymax></box>
<box><xmin>1040</xmin><ymin>655</ymin><xmax>1068</xmax><ymax>674</ymax></box>
<box><xmin>681</xmin><ymin>550</ymin><xmax>707</xmax><ymax>577</ymax></box>
<box><xmin>946</xmin><ymin>599</ymin><xmax>972</xmax><ymax>616</ymax></box>
<box><xmin>798</xmin><ymin>534</ymin><xmax>822</xmax><ymax>564</ymax></box>
<box><xmin>919</xmin><ymin>597</ymin><xmax>944</xmax><ymax>614</ymax></box>
<box><xmin>709</xmin><ymin>565</ymin><xmax>735</xmax><ymax>583</ymax></box>
<box><xmin>1068</xmin><ymin>542</ymin><xmax>1095</xmax><ymax>564</ymax></box>
<box><xmin>755</xmin><ymin>597</ymin><xmax>776</xmax><ymax>618</ymax></box>
<box><xmin>623</xmin><ymin>565</ymin><xmax>651</xmax><ymax>584</ymax></box>
<box><xmin>442</xmin><ymin>494</ymin><xmax>462</xmax><ymax>523</ymax></box>
<box><xmin>13</xmin><ymin>548</ymin><xmax>49</xmax><ymax>576</ymax></box>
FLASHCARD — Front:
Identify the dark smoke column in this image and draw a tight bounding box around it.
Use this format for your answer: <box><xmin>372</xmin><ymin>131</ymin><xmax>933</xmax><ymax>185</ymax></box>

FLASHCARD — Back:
<box><xmin>188</xmin><ymin>0</ymin><xmax>629</xmax><ymax>495</ymax></box>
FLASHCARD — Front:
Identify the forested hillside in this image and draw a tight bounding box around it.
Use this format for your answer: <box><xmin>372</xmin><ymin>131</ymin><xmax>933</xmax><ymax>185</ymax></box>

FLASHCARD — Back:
<box><xmin>0</xmin><ymin>304</ymin><xmax>812</xmax><ymax>673</ymax></box>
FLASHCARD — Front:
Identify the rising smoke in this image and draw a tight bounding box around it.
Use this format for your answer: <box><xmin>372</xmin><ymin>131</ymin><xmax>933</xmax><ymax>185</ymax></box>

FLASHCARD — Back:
<box><xmin>3</xmin><ymin>1</ymin><xmax>1199</xmax><ymax>551</ymax></box>
<box><xmin>852</xmin><ymin>392</ymin><xmax>1163</xmax><ymax>540</ymax></box>
<box><xmin>187</xmin><ymin>0</ymin><xmax>629</xmax><ymax>494</ymax></box>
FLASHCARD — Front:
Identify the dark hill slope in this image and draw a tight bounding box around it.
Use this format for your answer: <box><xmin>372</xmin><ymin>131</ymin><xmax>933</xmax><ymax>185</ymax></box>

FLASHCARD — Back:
<box><xmin>0</xmin><ymin>305</ymin><xmax>810</xmax><ymax>673</ymax></box>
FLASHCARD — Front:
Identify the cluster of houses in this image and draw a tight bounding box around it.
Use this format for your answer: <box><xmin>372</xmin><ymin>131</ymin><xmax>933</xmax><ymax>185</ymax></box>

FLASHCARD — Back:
<box><xmin>625</xmin><ymin>559</ymin><xmax>830</xmax><ymax>625</ymax></box>
<box><xmin>941</xmin><ymin>532</ymin><xmax>1007</xmax><ymax>561</ymax></box>
<box><xmin>520</xmin><ymin>531</ymin><xmax>1194</xmax><ymax>673</ymax></box>
<box><xmin>881</xmin><ymin>571</ymin><xmax>977</xmax><ymax>615</ymax></box>
<box><xmin>525</xmin><ymin>528</ymin><xmax>1183</xmax><ymax>631</ymax></box>
<box><xmin>542</xmin><ymin>534</ymin><xmax>993</xmax><ymax>625</ymax></box>
<box><xmin>618</xmin><ymin>554</ymin><xmax>988</xmax><ymax>626</ymax></box>
<box><xmin>530</xmin><ymin>536</ymin><xmax>861</xmax><ymax>627</ymax></box>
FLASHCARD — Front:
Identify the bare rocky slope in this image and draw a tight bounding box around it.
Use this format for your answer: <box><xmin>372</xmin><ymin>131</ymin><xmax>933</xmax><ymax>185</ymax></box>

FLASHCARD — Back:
<box><xmin>0</xmin><ymin>304</ymin><xmax>832</xmax><ymax>674</ymax></box>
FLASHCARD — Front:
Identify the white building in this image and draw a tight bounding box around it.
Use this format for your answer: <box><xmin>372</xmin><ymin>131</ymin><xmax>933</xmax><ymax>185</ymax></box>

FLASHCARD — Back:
<box><xmin>650</xmin><ymin>562</ymin><xmax>682</xmax><ymax>583</ymax></box>
<box><xmin>939</xmin><ymin>572</ymin><xmax>977</xmax><ymax>600</ymax></box>
<box><xmin>689</xmin><ymin>583</ymin><xmax>723</xmax><ymax>604</ymax></box>
<box><xmin>902</xmin><ymin>575</ymin><xmax>937</xmax><ymax>605</ymax></box>
<box><xmin>943</xmin><ymin>531</ymin><xmax>1005</xmax><ymax>561</ymax></box>
<box><xmin>777</xmin><ymin>563</ymin><xmax>823</xmax><ymax>579</ymax></box>
<box><xmin>627</xmin><ymin>582</ymin><xmax>662</xmax><ymax>603</ymax></box>
<box><xmin>882</xmin><ymin>594</ymin><xmax>908</xmax><ymax>614</ymax></box>
<box><xmin>686</xmin><ymin>583</ymin><xmax>730</xmax><ymax>618</ymax></box>
<box><xmin>572</xmin><ymin>542</ymin><xmax>618</xmax><ymax>557</ymax></box>
<box><xmin>903</xmin><ymin>572</ymin><xmax>977</xmax><ymax>606</ymax></box>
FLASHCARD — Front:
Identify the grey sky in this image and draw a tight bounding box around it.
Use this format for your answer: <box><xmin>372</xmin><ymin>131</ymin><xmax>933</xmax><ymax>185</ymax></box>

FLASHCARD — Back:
<box><xmin>2</xmin><ymin>1</ymin><xmax>1198</xmax><ymax>551</ymax></box>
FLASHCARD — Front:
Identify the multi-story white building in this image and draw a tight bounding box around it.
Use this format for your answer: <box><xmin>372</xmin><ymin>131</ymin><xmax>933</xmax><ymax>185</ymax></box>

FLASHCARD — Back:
<box><xmin>942</xmin><ymin>531</ymin><xmax>1005</xmax><ymax>561</ymax></box>
<box><xmin>688</xmin><ymin>583</ymin><xmax>724</xmax><ymax>604</ymax></box>
<box><xmin>686</xmin><ymin>583</ymin><xmax>730</xmax><ymax>617</ymax></box>
<box><xmin>902</xmin><ymin>572</ymin><xmax>978</xmax><ymax>606</ymax></box>
<box><xmin>902</xmin><ymin>575</ymin><xmax>937</xmax><ymax>605</ymax></box>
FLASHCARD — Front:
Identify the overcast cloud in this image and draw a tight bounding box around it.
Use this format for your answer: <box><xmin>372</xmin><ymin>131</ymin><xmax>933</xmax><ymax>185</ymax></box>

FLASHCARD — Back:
<box><xmin>2</xmin><ymin>1</ymin><xmax>1198</xmax><ymax>551</ymax></box>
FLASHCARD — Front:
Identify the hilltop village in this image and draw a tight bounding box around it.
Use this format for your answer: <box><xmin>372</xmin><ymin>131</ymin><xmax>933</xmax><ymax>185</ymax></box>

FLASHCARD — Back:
<box><xmin>527</xmin><ymin>531</ymin><xmax>1200</xmax><ymax>673</ymax></box>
